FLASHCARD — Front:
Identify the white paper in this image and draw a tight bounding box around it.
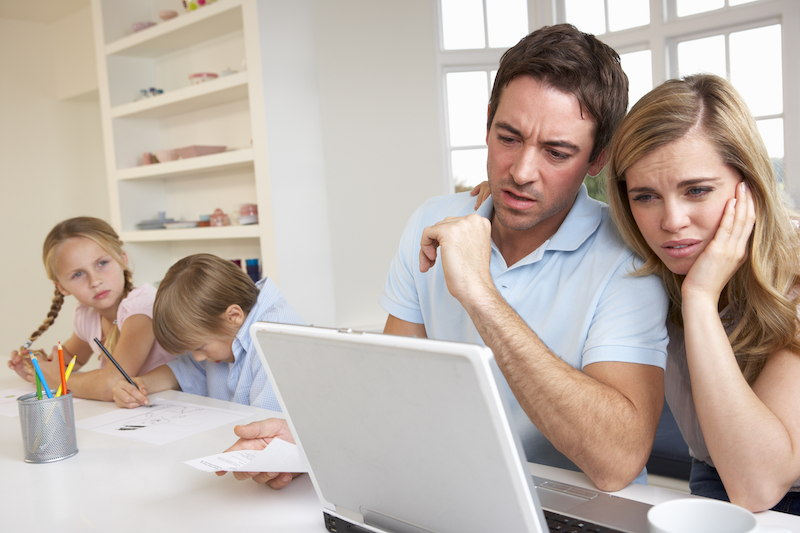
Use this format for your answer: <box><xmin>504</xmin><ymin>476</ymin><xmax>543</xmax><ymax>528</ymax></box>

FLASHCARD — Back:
<box><xmin>0</xmin><ymin>385</ymin><xmax>84</xmax><ymax>417</ymax></box>
<box><xmin>76</xmin><ymin>398</ymin><xmax>249</xmax><ymax>445</ymax></box>
<box><xmin>184</xmin><ymin>438</ymin><xmax>308</xmax><ymax>473</ymax></box>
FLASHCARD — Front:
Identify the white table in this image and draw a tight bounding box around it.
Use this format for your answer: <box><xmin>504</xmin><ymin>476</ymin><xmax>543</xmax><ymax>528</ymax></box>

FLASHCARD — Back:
<box><xmin>2</xmin><ymin>368</ymin><xmax>798</xmax><ymax>532</ymax></box>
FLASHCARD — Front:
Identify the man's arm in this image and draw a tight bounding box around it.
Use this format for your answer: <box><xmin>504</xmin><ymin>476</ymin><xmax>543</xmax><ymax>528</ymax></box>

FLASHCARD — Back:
<box><xmin>419</xmin><ymin>214</ymin><xmax>663</xmax><ymax>491</ymax></box>
<box><xmin>383</xmin><ymin>315</ymin><xmax>427</xmax><ymax>338</ymax></box>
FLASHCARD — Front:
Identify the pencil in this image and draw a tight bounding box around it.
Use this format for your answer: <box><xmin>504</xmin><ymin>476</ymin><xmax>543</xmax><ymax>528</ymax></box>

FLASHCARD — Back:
<box><xmin>93</xmin><ymin>338</ymin><xmax>139</xmax><ymax>391</ymax></box>
<box><xmin>35</xmin><ymin>372</ymin><xmax>42</xmax><ymax>400</ymax></box>
<box><xmin>30</xmin><ymin>355</ymin><xmax>53</xmax><ymax>399</ymax></box>
<box><xmin>56</xmin><ymin>355</ymin><xmax>77</xmax><ymax>397</ymax></box>
<box><xmin>57</xmin><ymin>342</ymin><xmax>67</xmax><ymax>398</ymax></box>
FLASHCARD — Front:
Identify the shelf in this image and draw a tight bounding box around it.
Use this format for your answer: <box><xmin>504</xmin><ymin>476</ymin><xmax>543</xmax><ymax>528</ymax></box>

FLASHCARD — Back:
<box><xmin>122</xmin><ymin>224</ymin><xmax>260</xmax><ymax>243</ymax></box>
<box><xmin>118</xmin><ymin>148</ymin><xmax>254</xmax><ymax>180</ymax></box>
<box><xmin>111</xmin><ymin>71</ymin><xmax>248</xmax><ymax>119</ymax></box>
<box><xmin>106</xmin><ymin>1</ymin><xmax>244</xmax><ymax>58</ymax></box>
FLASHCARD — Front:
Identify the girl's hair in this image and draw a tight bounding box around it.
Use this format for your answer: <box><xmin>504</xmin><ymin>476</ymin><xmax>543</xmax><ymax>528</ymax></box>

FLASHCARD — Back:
<box><xmin>152</xmin><ymin>254</ymin><xmax>259</xmax><ymax>354</ymax></box>
<box><xmin>607</xmin><ymin>73</ymin><xmax>800</xmax><ymax>384</ymax></box>
<box><xmin>29</xmin><ymin>217</ymin><xmax>133</xmax><ymax>353</ymax></box>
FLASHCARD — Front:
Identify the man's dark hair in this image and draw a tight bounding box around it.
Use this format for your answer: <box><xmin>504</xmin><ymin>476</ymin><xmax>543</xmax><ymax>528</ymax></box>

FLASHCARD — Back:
<box><xmin>488</xmin><ymin>24</ymin><xmax>628</xmax><ymax>164</ymax></box>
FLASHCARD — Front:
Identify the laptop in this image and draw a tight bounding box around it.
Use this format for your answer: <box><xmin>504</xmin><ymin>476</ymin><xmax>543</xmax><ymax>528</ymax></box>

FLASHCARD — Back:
<box><xmin>250</xmin><ymin>322</ymin><xmax>652</xmax><ymax>533</ymax></box>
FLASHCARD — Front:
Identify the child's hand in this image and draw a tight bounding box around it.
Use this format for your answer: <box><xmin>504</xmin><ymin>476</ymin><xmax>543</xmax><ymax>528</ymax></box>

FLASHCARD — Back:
<box><xmin>469</xmin><ymin>181</ymin><xmax>491</xmax><ymax>210</ymax></box>
<box><xmin>215</xmin><ymin>418</ymin><xmax>301</xmax><ymax>489</ymax></box>
<box><xmin>112</xmin><ymin>377</ymin><xmax>149</xmax><ymax>408</ymax></box>
<box><xmin>8</xmin><ymin>350</ymin><xmax>35</xmax><ymax>382</ymax></box>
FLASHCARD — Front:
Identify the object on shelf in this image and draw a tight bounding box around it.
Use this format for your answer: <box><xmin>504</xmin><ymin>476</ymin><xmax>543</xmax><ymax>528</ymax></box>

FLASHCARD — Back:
<box><xmin>245</xmin><ymin>258</ymin><xmax>261</xmax><ymax>283</ymax></box>
<box><xmin>131</xmin><ymin>21</ymin><xmax>156</xmax><ymax>32</ymax></box>
<box><xmin>197</xmin><ymin>214</ymin><xmax>211</xmax><ymax>227</ymax></box>
<box><xmin>154</xmin><ymin>149</ymin><xmax>179</xmax><ymax>163</ymax></box>
<box><xmin>183</xmin><ymin>0</ymin><xmax>217</xmax><ymax>12</ymax></box>
<box><xmin>136</xmin><ymin>213</ymin><xmax>174</xmax><ymax>230</ymax></box>
<box><xmin>159</xmin><ymin>10</ymin><xmax>178</xmax><ymax>21</ymax></box>
<box><xmin>219</xmin><ymin>67</ymin><xmax>237</xmax><ymax>77</ymax></box>
<box><xmin>175</xmin><ymin>145</ymin><xmax>226</xmax><ymax>158</ymax></box>
<box><xmin>164</xmin><ymin>221</ymin><xmax>199</xmax><ymax>229</ymax></box>
<box><xmin>239</xmin><ymin>204</ymin><xmax>258</xmax><ymax>225</ymax></box>
<box><xmin>188</xmin><ymin>72</ymin><xmax>218</xmax><ymax>85</ymax></box>
<box><xmin>209</xmin><ymin>208</ymin><xmax>229</xmax><ymax>227</ymax></box>
<box><xmin>134</xmin><ymin>88</ymin><xmax>164</xmax><ymax>101</ymax></box>
<box><xmin>141</xmin><ymin>152</ymin><xmax>159</xmax><ymax>165</ymax></box>
<box><xmin>230</xmin><ymin>259</ymin><xmax>242</xmax><ymax>268</ymax></box>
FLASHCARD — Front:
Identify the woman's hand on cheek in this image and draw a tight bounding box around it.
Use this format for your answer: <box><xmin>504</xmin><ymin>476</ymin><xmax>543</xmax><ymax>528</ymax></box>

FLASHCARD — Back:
<box><xmin>682</xmin><ymin>181</ymin><xmax>756</xmax><ymax>302</ymax></box>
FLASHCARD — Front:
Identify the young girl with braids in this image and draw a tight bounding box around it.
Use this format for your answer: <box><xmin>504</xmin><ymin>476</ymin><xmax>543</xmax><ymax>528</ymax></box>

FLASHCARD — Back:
<box><xmin>8</xmin><ymin>217</ymin><xmax>174</xmax><ymax>401</ymax></box>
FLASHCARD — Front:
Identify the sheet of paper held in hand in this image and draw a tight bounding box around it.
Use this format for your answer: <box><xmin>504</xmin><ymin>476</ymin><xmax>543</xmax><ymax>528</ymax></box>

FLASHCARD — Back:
<box><xmin>76</xmin><ymin>398</ymin><xmax>250</xmax><ymax>445</ymax></box>
<box><xmin>184</xmin><ymin>437</ymin><xmax>308</xmax><ymax>473</ymax></box>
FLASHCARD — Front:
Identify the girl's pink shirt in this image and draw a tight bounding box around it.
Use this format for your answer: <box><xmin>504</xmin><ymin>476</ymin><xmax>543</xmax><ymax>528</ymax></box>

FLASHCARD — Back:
<box><xmin>72</xmin><ymin>283</ymin><xmax>175</xmax><ymax>375</ymax></box>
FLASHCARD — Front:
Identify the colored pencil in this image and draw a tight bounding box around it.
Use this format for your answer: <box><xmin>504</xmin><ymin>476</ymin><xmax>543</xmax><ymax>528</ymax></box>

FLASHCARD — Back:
<box><xmin>30</xmin><ymin>356</ymin><xmax>53</xmax><ymax>399</ymax></box>
<box><xmin>35</xmin><ymin>371</ymin><xmax>42</xmax><ymax>400</ymax></box>
<box><xmin>57</xmin><ymin>342</ymin><xmax>67</xmax><ymax>399</ymax></box>
<box><xmin>56</xmin><ymin>356</ymin><xmax>77</xmax><ymax>397</ymax></box>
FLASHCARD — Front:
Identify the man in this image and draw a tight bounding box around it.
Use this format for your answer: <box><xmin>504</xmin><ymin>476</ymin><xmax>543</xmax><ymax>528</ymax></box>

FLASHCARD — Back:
<box><xmin>379</xmin><ymin>24</ymin><xmax>668</xmax><ymax>491</ymax></box>
<box><xmin>219</xmin><ymin>24</ymin><xmax>668</xmax><ymax>492</ymax></box>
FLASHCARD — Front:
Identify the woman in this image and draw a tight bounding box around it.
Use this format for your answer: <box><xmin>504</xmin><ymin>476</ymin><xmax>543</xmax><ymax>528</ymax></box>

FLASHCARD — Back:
<box><xmin>607</xmin><ymin>74</ymin><xmax>800</xmax><ymax>514</ymax></box>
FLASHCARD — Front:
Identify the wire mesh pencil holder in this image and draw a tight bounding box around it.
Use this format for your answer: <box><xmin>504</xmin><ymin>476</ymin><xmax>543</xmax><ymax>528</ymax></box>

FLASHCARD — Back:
<box><xmin>17</xmin><ymin>391</ymin><xmax>78</xmax><ymax>463</ymax></box>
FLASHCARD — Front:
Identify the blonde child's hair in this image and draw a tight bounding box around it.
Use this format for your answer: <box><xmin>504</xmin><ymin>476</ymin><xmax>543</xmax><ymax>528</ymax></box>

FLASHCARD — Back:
<box><xmin>152</xmin><ymin>254</ymin><xmax>259</xmax><ymax>354</ymax></box>
<box><xmin>28</xmin><ymin>217</ymin><xmax>133</xmax><ymax>353</ymax></box>
<box><xmin>607</xmin><ymin>74</ymin><xmax>800</xmax><ymax>384</ymax></box>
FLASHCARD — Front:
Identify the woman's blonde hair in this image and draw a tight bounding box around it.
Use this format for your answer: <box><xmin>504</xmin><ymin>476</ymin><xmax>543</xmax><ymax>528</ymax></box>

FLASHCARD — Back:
<box><xmin>152</xmin><ymin>254</ymin><xmax>259</xmax><ymax>354</ymax></box>
<box><xmin>607</xmin><ymin>74</ymin><xmax>800</xmax><ymax>384</ymax></box>
<box><xmin>28</xmin><ymin>217</ymin><xmax>133</xmax><ymax>354</ymax></box>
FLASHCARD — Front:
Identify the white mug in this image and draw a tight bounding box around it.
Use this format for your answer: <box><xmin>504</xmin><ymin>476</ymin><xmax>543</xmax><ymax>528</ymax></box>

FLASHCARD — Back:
<box><xmin>647</xmin><ymin>498</ymin><xmax>791</xmax><ymax>533</ymax></box>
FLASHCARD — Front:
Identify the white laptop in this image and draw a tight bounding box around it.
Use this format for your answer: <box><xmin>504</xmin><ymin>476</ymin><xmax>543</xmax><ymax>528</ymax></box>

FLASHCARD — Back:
<box><xmin>251</xmin><ymin>322</ymin><xmax>652</xmax><ymax>533</ymax></box>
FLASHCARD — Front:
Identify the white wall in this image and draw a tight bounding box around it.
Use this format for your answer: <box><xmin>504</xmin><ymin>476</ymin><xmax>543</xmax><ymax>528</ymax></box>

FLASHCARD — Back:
<box><xmin>0</xmin><ymin>16</ymin><xmax>108</xmax><ymax>363</ymax></box>
<box><xmin>312</xmin><ymin>0</ymin><xmax>444</xmax><ymax>329</ymax></box>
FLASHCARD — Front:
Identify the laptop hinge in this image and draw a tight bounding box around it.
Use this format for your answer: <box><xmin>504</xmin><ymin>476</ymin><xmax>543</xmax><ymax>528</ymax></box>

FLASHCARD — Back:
<box><xmin>335</xmin><ymin>505</ymin><xmax>365</xmax><ymax>525</ymax></box>
<box><xmin>361</xmin><ymin>507</ymin><xmax>438</xmax><ymax>533</ymax></box>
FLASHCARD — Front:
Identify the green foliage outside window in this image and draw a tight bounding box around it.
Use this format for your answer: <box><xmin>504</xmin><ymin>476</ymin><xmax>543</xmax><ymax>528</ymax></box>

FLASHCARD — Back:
<box><xmin>584</xmin><ymin>168</ymin><xmax>607</xmax><ymax>204</ymax></box>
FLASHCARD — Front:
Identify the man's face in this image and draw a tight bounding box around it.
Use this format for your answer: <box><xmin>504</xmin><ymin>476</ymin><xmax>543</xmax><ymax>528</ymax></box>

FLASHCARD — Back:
<box><xmin>487</xmin><ymin>76</ymin><xmax>603</xmax><ymax>239</ymax></box>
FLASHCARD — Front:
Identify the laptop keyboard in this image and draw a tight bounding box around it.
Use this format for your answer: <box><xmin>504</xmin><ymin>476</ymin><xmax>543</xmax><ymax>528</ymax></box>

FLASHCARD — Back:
<box><xmin>544</xmin><ymin>509</ymin><xmax>626</xmax><ymax>533</ymax></box>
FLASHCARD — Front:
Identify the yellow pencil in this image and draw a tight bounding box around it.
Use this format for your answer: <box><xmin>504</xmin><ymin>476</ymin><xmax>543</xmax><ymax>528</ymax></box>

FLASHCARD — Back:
<box><xmin>55</xmin><ymin>355</ymin><xmax>77</xmax><ymax>397</ymax></box>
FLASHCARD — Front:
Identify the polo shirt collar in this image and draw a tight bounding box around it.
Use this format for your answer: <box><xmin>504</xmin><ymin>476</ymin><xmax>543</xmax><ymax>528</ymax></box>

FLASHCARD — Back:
<box><xmin>547</xmin><ymin>183</ymin><xmax>604</xmax><ymax>252</ymax></box>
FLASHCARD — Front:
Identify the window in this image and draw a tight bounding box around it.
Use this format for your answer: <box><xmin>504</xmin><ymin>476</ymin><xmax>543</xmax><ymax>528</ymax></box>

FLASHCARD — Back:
<box><xmin>436</xmin><ymin>0</ymin><xmax>799</xmax><ymax>202</ymax></box>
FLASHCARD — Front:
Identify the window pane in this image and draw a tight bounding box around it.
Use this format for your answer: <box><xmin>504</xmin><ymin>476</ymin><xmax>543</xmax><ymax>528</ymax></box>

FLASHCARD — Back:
<box><xmin>620</xmin><ymin>50</ymin><xmax>652</xmax><ymax>110</ymax></box>
<box><xmin>452</xmin><ymin>148</ymin><xmax>488</xmax><ymax>191</ymax></box>
<box><xmin>730</xmin><ymin>0</ymin><xmax>758</xmax><ymax>5</ymax></box>
<box><xmin>446</xmin><ymin>72</ymin><xmax>490</xmax><ymax>147</ymax></box>
<box><xmin>676</xmin><ymin>0</ymin><xmax>723</xmax><ymax>17</ymax></box>
<box><xmin>677</xmin><ymin>35</ymin><xmax>726</xmax><ymax>79</ymax></box>
<box><xmin>608</xmin><ymin>0</ymin><xmax>649</xmax><ymax>32</ymax></box>
<box><xmin>757</xmin><ymin>118</ymin><xmax>785</xmax><ymax>185</ymax></box>
<box><xmin>564</xmin><ymin>0</ymin><xmax>605</xmax><ymax>35</ymax></box>
<box><xmin>486</xmin><ymin>0</ymin><xmax>528</xmax><ymax>48</ymax></box>
<box><xmin>730</xmin><ymin>25</ymin><xmax>782</xmax><ymax>117</ymax></box>
<box><xmin>757</xmin><ymin>118</ymin><xmax>783</xmax><ymax>158</ymax></box>
<box><xmin>442</xmin><ymin>0</ymin><xmax>485</xmax><ymax>50</ymax></box>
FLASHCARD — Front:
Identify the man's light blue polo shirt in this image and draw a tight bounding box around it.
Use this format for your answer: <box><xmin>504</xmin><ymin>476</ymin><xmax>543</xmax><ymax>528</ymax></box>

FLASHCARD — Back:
<box><xmin>168</xmin><ymin>277</ymin><xmax>305</xmax><ymax>412</ymax></box>
<box><xmin>380</xmin><ymin>185</ymin><xmax>669</xmax><ymax>475</ymax></box>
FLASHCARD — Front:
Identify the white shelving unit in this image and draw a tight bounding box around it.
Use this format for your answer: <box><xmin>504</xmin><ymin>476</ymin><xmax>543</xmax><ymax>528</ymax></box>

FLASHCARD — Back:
<box><xmin>91</xmin><ymin>0</ymin><xmax>337</xmax><ymax>326</ymax></box>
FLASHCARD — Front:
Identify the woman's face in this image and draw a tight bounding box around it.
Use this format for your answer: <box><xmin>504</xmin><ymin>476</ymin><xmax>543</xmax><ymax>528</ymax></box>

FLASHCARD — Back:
<box><xmin>625</xmin><ymin>132</ymin><xmax>743</xmax><ymax>276</ymax></box>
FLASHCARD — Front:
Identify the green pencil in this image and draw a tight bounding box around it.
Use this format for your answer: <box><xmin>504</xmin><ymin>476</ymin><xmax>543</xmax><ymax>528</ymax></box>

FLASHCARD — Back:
<box><xmin>35</xmin><ymin>371</ymin><xmax>42</xmax><ymax>400</ymax></box>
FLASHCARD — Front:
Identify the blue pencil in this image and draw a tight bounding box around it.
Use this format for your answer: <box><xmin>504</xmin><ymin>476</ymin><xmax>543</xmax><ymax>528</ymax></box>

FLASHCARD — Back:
<box><xmin>30</xmin><ymin>356</ymin><xmax>54</xmax><ymax>399</ymax></box>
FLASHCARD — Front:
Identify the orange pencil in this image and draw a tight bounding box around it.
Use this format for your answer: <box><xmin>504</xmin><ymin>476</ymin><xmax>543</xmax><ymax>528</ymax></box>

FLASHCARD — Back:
<box><xmin>58</xmin><ymin>342</ymin><xmax>67</xmax><ymax>397</ymax></box>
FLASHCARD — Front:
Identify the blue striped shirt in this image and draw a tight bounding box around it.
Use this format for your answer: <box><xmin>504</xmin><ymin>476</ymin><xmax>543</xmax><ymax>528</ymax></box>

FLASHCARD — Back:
<box><xmin>167</xmin><ymin>277</ymin><xmax>305</xmax><ymax>411</ymax></box>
